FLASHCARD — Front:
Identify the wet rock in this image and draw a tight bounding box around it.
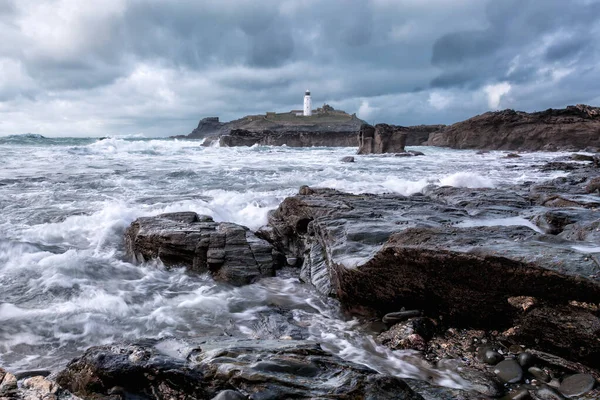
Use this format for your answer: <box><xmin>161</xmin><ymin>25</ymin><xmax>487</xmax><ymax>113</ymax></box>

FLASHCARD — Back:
<box><xmin>125</xmin><ymin>212</ymin><xmax>280</xmax><ymax>286</ymax></box>
<box><xmin>14</xmin><ymin>370</ymin><xmax>52</xmax><ymax>380</ymax></box>
<box><xmin>585</xmin><ymin>176</ymin><xmax>600</xmax><ymax>194</ymax></box>
<box><xmin>509</xmin><ymin>387</ymin><xmax>532</xmax><ymax>399</ymax></box>
<box><xmin>265</xmin><ymin>186</ymin><xmax>600</xmax><ymax>367</ymax></box>
<box><xmin>518</xmin><ymin>353</ymin><xmax>536</xmax><ymax>368</ymax></box>
<box><xmin>532</xmin><ymin>386</ymin><xmax>566</xmax><ymax>400</ymax></box>
<box><xmin>483</xmin><ymin>350</ymin><xmax>504</xmax><ymax>365</ymax></box>
<box><xmin>494</xmin><ymin>359</ymin><xmax>524</xmax><ymax>383</ymax></box>
<box><xmin>340</xmin><ymin>156</ymin><xmax>355</xmax><ymax>162</ymax></box>
<box><xmin>506</xmin><ymin>153</ymin><xmax>522</xmax><ymax>158</ymax></box>
<box><xmin>571</xmin><ymin>154</ymin><xmax>595</xmax><ymax>162</ymax></box>
<box><xmin>528</xmin><ymin>367</ymin><xmax>551</xmax><ymax>383</ymax></box>
<box><xmin>404</xmin><ymin>378</ymin><xmax>495</xmax><ymax>400</ymax></box>
<box><xmin>57</xmin><ymin>340</ymin><xmax>424</xmax><ymax>400</ymax></box>
<box><xmin>358</xmin><ymin>123</ymin><xmax>407</xmax><ymax>154</ymax></box>
<box><xmin>382</xmin><ymin>310</ymin><xmax>422</xmax><ymax>324</ymax></box>
<box><xmin>558</xmin><ymin>374</ymin><xmax>596</xmax><ymax>397</ymax></box>
<box><xmin>510</xmin><ymin>306</ymin><xmax>600</xmax><ymax>369</ymax></box>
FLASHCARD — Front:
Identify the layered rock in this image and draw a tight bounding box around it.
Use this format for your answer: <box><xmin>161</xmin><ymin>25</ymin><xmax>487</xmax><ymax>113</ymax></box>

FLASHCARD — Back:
<box><xmin>427</xmin><ymin>104</ymin><xmax>600</xmax><ymax>151</ymax></box>
<box><xmin>203</xmin><ymin>128</ymin><xmax>359</xmax><ymax>147</ymax></box>
<box><xmin>125</xmin><ymin>212</ymin><xmax>280</xmax><ymax>286</ymax></box>
<box><xmin>357</xmin><ymin>123</ymin><xmax>444</xmax><ymax>154</ymax></box>
<box><xmin>56</xmin><ymin>340</ymin><xmax>423</xmax><ymax>399</ymax></box>
<box><xmin>261</xmin><ymin>163</ymin><xmax>600</xmax><ymax>367</ymax></box>
<box><xmin>358</xmin><ymin>123</ymin><xmax>407</xmax><ymax>154</ymax></box>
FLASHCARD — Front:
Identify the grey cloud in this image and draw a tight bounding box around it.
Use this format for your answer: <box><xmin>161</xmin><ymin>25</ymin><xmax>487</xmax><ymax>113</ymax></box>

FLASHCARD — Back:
<box><xmin>2</xmin><ymin>0</ymin><xmax>600</xmax><ymax>137</ymax></box>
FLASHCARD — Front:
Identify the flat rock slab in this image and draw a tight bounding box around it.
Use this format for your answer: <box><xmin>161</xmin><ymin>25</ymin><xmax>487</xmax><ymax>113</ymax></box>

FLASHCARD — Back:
<box><xmin>263</xmin><ymin>187</ymin><xmax>600</xmax><ymax>367</ymax></box>
<box><xmin>56</xmin><ymin>340</ymin><xmax>424</xmax><ymax>399</ymax></box>
<box><xmin>125</xmin><ymin>212</ymin><xmax>279</xmax><ymax>286</ymax></box>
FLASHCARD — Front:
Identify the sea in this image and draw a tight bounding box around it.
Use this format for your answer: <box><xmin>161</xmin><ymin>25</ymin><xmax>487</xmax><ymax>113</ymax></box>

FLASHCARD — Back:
<box><xmin>0</xmin><ymin>134</ymin><xmax>573</xmax><ymax>387</ymax></box>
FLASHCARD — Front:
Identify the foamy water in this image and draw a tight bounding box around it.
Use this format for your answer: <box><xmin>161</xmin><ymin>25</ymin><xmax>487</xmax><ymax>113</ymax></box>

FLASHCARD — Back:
<box><xmin>0</xmin><ymin>136</ymin><xmax>574</xmax><ymax>385</ymax></box>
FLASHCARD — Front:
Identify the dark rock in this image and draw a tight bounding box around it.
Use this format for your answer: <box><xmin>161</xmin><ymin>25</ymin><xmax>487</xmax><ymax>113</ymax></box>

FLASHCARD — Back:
<box><xmin>57</xmin><ymin>340</ymin><xmax>424</xmax><ymax>400</ymax></box>
<box><xmin>264</xmin><ymin>186</ymin><xmax>600</xmax><ymax>367</ymax></box>
<box><xmin>125</xmin><ymin>212</ymin><xmax>279</xmax><ymax>286</ymax></box>
<box><xmin>358</xmin><ymin>123</ymin><xmax>408</xmax><ymax>154</ymax></box>
<box><xmin>510</xmin><ymin>306</ymin><xmax>600</xmax><ymax>369</ymax></box>
<box><xmin>404</xmin><ymin>125</ymin><xmax>446</xmax><ymax>146</ymax></box>
<box><xmin>558</xmin><ymin>374</ymin><xmax>596</xmax><ymax>397</ymax></box>
<box><xmin>585</xmin><ymin>176</ymin><xmax>600</xmax><ymax>193</ymax></box>
<box><xmin>518</xmin><ymin>352</ymin><xmax>536</xmax><ymax>368</ymax></box>
<box><xmin>408</xmin><ymin>150</ymin><xmax>426</xmax><ymax>156</ymax></box>
<box><xmin>340</xmin><ymin>156</ymin><xmax>355</xmax><ymax>162</ymax></box>
<box><xmin>509</xmin><ymin>387</ymin><xmax>532</xmax><ymax>399</ymax></box>
<box><xmin>404</xmin><ymin>378</ymin><xmax>496</xmax><ymax>400</ymax></box>
<box><xmin>382</xmin><ymin>310</ymin><xmax>422</xmax><ymax>324</ymax></box>
<box><xmin>194</xmin><ymin>109</ymin><xmax>365</xmax><ymax>146</ymax></box>
<box><xmin>209</xmin><ymin>128</ymin><xmax>361</xmax><ymax>147</ymax></box>
<box><xmin>185</xmin><ymin>116</ymin><xmax>223</xmax><ymax>139</ymax></box>
<box><xmin>494</xmin><ymin>359</ymin><xmax>524</xmax><ymax>383</ymax></box>
<box><xmin>532</xmin><ymin>386</ymin><xmax>566</xmax><ymax>400</ymax></box>
<box><xmin>14</xmin><ymin>369</ymin><xmax>52</xmax><ymax>380</ymax></box>
<box><xmin>427</xmin><ymin>104</ymin><xmax>600</xmax><ymax>151</ymax></box>
<box><xmin>571</xmin><ymin>154</ymin><xmax>595</xmax><ymax>162</ymax></box>
<box><xmin>528</xmin><ymin>367</ymin><xmax>551</xmax><ymax>383</ymax></box>
<box><xmin>483</xmin><ymin>350</ymin><xmax>504</xmax><ymax>365</ymax></box>
<box><xmin>506</xmin><ymin>153</ymin><xmax>522</xmax><ymax>158</ymax></box>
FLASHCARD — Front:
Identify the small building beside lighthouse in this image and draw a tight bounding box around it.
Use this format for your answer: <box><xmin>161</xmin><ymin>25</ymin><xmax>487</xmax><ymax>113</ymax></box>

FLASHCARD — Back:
<box><xmin>303</xmin><ymin>90</ymin><xmax>312</xmax><ymax>116</ymax></box>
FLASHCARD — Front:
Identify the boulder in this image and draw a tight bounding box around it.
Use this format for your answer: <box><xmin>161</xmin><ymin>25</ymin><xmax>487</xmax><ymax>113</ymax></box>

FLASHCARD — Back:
<box><xmin>358</xmin><ymin>123</ymin><xmax>408</xmax><ymax>154</ymax></box>
<box><xmin>125</xmin><ymin>212</ymin><xmax>279</xmax><ymax>286</ymax></box>
<box><xmin>262</xmin><ymin>186</ymin><xmax>600</xmax><ymax>367</ymax></box>
<box><xmin>56</xmin><ymin>340</ymin><xmax>424</xmax><ymax>399</ymax></box>
<box><xmin>427</xmin><ymin>104</ymin><xmax>600</xmax><ymax>151</ymax></box>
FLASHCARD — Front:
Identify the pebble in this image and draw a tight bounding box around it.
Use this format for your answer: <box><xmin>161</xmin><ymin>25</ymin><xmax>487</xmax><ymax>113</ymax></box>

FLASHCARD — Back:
<box><xmin>509</xmin><ymin>387</ymin><xmax>531</xmax><ymax>399</ymax></box>
<box><xmin>528</xmin><ymin>367</ymin><xmax>550</xmax><ymax>383</ymax></box>
<box><xmin>533</xmin><ymin>386</ymin><xmax>565</xmax><ymax>400</ymax></box>
<box><xmin>382</xmin><ymin>310</ymin><xmax>421</xmax><ymax>324</ymax></box>
<box><xmin>518</xmin><ymin>352</ymin><xmax>536</xmax><ymax>368</ymax></box>
<box><xmin>483</xmin><ymin>350</ymin><xmax>504</xmax><ymax>365</ymax></box>
<box><xmin>558</xmin><ymin>374</ymin><xmax>596</xmax><ymax>398</ymax></box>
<box><xmin>494</xmin><ymin>359</ymin><xmax>524</xmax><ymax>384</ymax></box>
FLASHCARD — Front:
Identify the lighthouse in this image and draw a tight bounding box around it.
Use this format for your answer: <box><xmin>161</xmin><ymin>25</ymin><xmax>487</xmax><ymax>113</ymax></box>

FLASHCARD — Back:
<box><xmin>303</xmin><ymin>90</ymin><xmax>312</xmax><ymax>116</ymax></box>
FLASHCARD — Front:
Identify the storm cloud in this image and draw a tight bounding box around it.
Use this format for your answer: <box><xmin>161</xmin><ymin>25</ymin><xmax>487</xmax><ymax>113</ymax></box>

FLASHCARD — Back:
<box><xmin>0</xmin><ymin>0</ymin><xmax>599</xmax><ymax>137</ymax></box>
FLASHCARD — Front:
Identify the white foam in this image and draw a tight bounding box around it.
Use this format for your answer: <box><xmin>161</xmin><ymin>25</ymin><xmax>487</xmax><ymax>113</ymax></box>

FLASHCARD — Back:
<box><xmin>439</xmin><ymin>172</ymin><xmax>496</xmax><ymax>188</ymax></box>
<box><xmin>456</xmin><ymin>217</ymin><xmax>543</xmax><ymax>233</ymax></box>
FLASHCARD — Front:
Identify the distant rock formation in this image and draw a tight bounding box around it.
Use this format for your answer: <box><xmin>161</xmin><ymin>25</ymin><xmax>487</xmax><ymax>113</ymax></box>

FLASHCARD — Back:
<box><xmin>357</xmin><ymin>123</ymin><xmax>445</xmax><ymax>154</ymax></box>
<box><xmin>428</xmin><ymin>104</ymin><xmax>600</xmax><ymax>151</ymax></box>
<box><xmin>358</xmin><ymin>124</ymin><xmax>407</xmax><ymax>154</ymax></box>
<box><xmin>183</xmin><ymin>105</ymin><xmax>366</xmax><ymax>147</ymax></box>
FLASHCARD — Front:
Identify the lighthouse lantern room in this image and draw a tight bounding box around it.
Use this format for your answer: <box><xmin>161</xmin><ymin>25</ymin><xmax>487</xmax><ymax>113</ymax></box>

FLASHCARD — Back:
<box><xmin>303</xmin><ymin>90</ymin><xmax>312</xmax><ymax>116</ymax></box>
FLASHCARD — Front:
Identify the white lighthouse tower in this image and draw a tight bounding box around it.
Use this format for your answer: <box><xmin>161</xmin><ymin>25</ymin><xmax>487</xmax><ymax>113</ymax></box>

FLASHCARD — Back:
<box><xmin>303</xmin><ymin>89</ymin><xmax>312</xmax><ymax>116</ymax></box>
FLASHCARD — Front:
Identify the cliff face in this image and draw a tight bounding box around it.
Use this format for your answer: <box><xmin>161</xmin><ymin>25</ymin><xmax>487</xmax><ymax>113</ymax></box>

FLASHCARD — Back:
<box><xmin>203</xmin><ymin>129</ymin><xmax>358</xmax><ymax>147</ymax></box>
<box><xmin>428</xmin><ymin>104</ymin><xmax>600</xmax><ymax>151</ymax></box>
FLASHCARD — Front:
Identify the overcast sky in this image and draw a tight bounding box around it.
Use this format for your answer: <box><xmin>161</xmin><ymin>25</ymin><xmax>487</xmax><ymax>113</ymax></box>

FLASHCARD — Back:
<box><xmin>1</xmin><ymin>0</ymin><xmax>599</xmax><ymax>137</ymax></box>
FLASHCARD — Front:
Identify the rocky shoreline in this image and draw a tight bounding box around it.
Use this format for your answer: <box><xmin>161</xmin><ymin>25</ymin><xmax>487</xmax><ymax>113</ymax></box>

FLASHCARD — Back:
<box><xmin>2</xmin><ymin>153</ymin><xmax>599</xmax><ymax>399</ymax></box>
<box><xmin>183</xmin><ymin>104</ymin><xmax>600</xmax><ymax>153</ymax></box>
